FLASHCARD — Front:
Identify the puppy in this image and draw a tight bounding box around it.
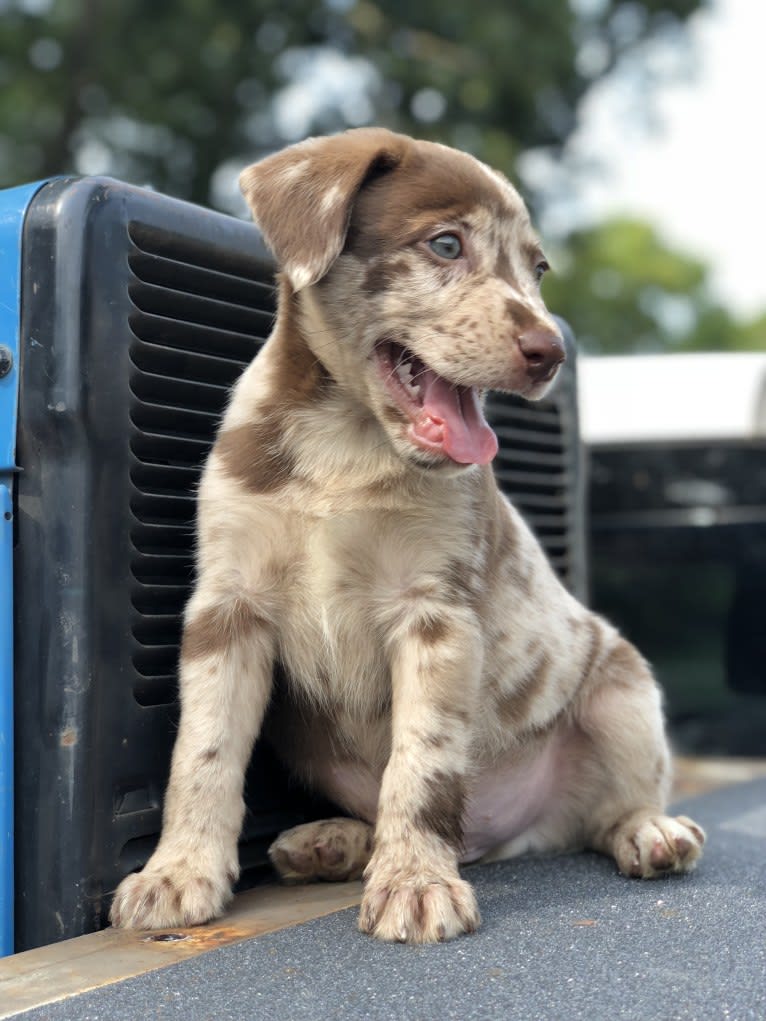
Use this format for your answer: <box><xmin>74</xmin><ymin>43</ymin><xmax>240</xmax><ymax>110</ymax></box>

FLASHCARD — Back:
<box><xmin>110</xmin><ymin>128</ymin><xmax>704</xmax><ymax>943</ymax></box>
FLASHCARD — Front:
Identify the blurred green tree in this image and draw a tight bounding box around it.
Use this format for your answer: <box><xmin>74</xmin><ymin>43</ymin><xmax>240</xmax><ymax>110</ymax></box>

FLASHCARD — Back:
<box><xmin>6</xmin><ymin>0</ymin><xmax>757</xmax><ymax>355</ymax></box>
<box><xmin>542</xmin><ymin>218</ymin><xmax>766</xmax><ymax>354</ymax></box>
<box><xmin>0</xmin><ymin>0</ymin><xmax>701</xmax><ymax>204</ymax></box>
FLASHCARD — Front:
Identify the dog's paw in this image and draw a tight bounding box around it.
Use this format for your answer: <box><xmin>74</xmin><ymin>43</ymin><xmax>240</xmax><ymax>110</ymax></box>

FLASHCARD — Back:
<box><xmin>359</xmin><ymin>869</ymin><xmax>480</xmax><ymax>943</ymax></box>
<box><xmin>109</xmin><ymin>862</ymin><xmax>234</xmax><ymax>930</ymax></box>
<box><xmin>269</xmin><ymin>818</ymin><xmax>373</xmax><ymax>883</ymax></box>
<box><xmin>612</xmin><ymin>813</ymin><xmax>706</xmax><ymax>879</ymax></box>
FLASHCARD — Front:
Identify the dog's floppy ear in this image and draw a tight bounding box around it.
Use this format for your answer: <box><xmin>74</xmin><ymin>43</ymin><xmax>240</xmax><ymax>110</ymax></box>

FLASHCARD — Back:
<box><xmin>239</xmin><ymin>128</ymin><xmax>406</xmax><ymax>292</ymax></box>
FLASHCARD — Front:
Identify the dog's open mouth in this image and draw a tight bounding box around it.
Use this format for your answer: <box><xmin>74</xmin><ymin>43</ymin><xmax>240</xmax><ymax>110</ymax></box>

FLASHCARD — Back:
<box><xmin>375</xmin><ymin>341</ymin><xmax>499</xmax><ymax>465</ymax></box>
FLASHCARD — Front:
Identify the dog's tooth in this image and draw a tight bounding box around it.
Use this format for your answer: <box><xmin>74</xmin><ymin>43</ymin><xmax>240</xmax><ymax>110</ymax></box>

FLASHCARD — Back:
<box><xmin>396</xmin><ymin>362</ymin><xmax>414</xmax><ymax>385</ymax></box>
<box><xmin>393</xmin><ymin>357</ymin><xmax>422</xmax><ymax>400</ymax></box>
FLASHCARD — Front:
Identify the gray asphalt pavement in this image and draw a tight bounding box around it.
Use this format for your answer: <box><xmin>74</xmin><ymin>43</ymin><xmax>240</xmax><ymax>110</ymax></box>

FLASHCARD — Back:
<box><xmin>16</xmin><ymin>778</ymin><xmax>766</xmax><ymax>1021</ymax></box>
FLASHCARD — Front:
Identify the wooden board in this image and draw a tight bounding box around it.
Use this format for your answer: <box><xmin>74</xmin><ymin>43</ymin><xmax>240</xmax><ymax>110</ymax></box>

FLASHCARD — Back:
<box><xmin>0</xmin><ymin>881</ymin><xmax>362</xmax><ymax>1018</ymax></box>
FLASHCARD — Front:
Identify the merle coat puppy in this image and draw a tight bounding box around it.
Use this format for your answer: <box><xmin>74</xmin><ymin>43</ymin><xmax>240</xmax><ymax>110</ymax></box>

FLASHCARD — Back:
<box><xmin>110</xmin><ymin>129</ymin><xmax>704</xmax><ymax>943</ymax></box>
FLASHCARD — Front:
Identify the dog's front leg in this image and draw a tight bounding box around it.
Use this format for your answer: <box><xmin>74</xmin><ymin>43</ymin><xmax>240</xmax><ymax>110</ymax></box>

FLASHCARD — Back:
<box><xmin>360</xmin><ymin>616</ymin><xmax>482</xmax><ymax>943</ymax></box>
<box><xmin>110</xmin><ymin>588</ymin><xmax>275</xmax><ymax>929</ymax></box>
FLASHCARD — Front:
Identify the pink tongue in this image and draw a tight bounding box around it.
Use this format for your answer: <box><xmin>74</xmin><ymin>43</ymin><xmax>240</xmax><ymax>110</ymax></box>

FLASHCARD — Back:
<box><xmin>413</xmin><ymin>371</ymin><xmax>498</xmax><ymax>465</ymax></box>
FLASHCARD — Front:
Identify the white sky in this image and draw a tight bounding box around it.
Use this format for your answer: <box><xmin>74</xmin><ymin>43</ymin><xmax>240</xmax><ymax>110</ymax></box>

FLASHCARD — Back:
<box><xmin>560</xmin><ymin>0</ymin><xmax>766</xmax><ymax>320</ymax></box>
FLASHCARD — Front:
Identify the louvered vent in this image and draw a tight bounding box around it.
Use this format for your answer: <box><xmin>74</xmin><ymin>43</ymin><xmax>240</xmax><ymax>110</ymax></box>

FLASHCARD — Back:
<box><xmin>487</xmin><ymin>388</ymin><xmax>579</xmax><ymax>591</ymax></box>
<box><xmin>126</xmin><ymin>220</ymin><xmax>275</xmax><ymax>706</ymax></box>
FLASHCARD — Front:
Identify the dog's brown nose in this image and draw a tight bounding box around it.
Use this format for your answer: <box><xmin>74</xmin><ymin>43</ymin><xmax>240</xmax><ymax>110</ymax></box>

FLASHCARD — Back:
<box><xmin>518</xmin><ymin>327</ymin><xmax>566</xmax><ymax>381</ymax></box>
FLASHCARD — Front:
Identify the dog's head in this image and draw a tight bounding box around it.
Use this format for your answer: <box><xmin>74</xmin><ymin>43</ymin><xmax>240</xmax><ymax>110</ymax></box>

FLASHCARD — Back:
<box><xmin>240</xmin><ymin>128</ymin><xmax>564</xmax><ymax>470</ymax></box>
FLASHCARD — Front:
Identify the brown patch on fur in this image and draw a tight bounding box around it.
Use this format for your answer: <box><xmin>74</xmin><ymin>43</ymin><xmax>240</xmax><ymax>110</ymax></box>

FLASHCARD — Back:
<box><xmin>601</xmin><ymin>638</ymin><xmax>648</xmax><ymax>686</ymax></box>
<box><xmin>362</xmin><ymin>257</ymin><xmax>411</xmax><ymax>295</ymax></box>
<box><xmin>141</xmin><ymin>887</ymin><xmax>159</xmax><ymax>912</ymax></box>
<box><xmin>415</xmin><ymin>770</ymin><xmax>466</xmax><ymax>849</ymax></box>
<box><xmin>217</xmin><ymin>417</ymin><xmax>297</xmax><ymax>494</ymax></box>
<box><xmin>181</xmin><ymin>602</ymin><xmax>269</xmax><ymax>662</ymax></box>
<box><xmin>493</xmin><ymin>244</ymin><xmax>513</xmax><ymax>280</ymax></box>
<box><xmin>504</xmin><ymin>297</ymin><xmax>540</xmax><ymax>335</ymax></box>
<box><xmin>434</xmin><ymin>693</ymin><xmax>470</xmax><ymax>725</ymax></box>
<box><xmin>217</xmin><ymin>303</ymin><xmax>332</xmax><ymax>493</ymax></box>
<box><xmin>498</xmin><ymin>506</ymin><xmax>519</xmax><ymax>550</ymax></box>
<box><xmin>272</xmin><ymin>292</ymin><xmax>333</xmax><ymax>403</ymax></box>
<box><xmin>432</xmin><ymin>263</ymin><xmax>457</xmax><ymax>288</ymax></box>
<box><xmin>363</xmin><ymin>467</ymin><xmax>427</xmax><ymax>503</ymax></box>
<box><xmin>380</xmin><ymin>402</ymin><xmax>407</xmax><ymax>427</ymax></box>
<box><xmin>578</xmin><ymin>617</ymin><xmax>603</xmax><ymax>686</ymax></box>
<box><xmin>422</xmin><ymin>731</ymin><xmax>447</xmax><ymax>750</ymax></box>
<box><xmin>442</xmin><ymin>559</ymin><xmax>480</xmax><ymax>610</ymax></box>
<box><xmin>346</xmin><ymin>142</ymin><xmax>520</xmax><ymax>261</ymax></box>
<box><xmin>496</xmin><ymin>648</ymin><xmax>554</xmax><ymax>732</ymax></box>
<box><xmin>479</xmin><ymin>494</ymin><xmax>520</xmax><ymax>600</ymax></box>
<box><xmin>503</xmin><ymin>553</ymin><xmax>534</xmax><ymax>598</ymax></box>
<box><xmin>414</xmin><ymin>615</ymin><xmax>450</xmax><ymax>646</ymax></box>
<box><xmin>484</xmin><ymin>507</ymin><xmax>520</xmax><ymax>594</ymax></box>
<box><xmin>172</xmin><ymin>890</ymin><xmax>183</xmax><ymax>914</ymax></box>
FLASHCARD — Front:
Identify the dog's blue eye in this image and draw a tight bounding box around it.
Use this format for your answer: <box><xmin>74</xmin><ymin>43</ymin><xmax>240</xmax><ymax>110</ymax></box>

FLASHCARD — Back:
<box><xmin>428</xmin><ymin>234</ymin><xmax>462</xmax><ymax>260</ymax></box>
<box><xmin>535</xmin><ymin>260</ymin><xmax>550</xmax><ymax>282</ymax></box>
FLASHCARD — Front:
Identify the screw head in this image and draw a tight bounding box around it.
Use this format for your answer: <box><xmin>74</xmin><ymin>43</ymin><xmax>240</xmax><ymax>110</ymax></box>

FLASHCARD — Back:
<box><xmin>0</xmin><ymin>346</ymin><xmax>13</xmax><ymax>379</ymax></box>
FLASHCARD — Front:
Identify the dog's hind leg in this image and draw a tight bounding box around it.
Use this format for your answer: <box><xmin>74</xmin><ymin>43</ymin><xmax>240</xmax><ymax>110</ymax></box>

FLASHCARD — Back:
<box><xmin>574</xmin><ymin>629</ymin><xmax>706</xmax><ymax>878</ymax></box>
<box><xmin>269</xmin><ymin>818</ymin><xmax>373</xmax><ymax>882</ymax></box>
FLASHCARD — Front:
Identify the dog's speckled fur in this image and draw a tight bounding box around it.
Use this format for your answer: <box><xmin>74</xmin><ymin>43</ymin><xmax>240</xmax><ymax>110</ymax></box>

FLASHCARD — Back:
<box><xmin>110</xmin><ymin>129</ymin><xmax>704</xmax><ymax>943</ymax></box>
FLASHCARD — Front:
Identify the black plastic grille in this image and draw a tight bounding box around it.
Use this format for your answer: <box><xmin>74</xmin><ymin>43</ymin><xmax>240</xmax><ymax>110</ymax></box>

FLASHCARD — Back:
<box><xmin>487</xmin><ymin>381</ymin><xmax>580</xmax><ymax>592</ymax></box>
<box><xmin>126</xmin><ymin>220</ymin><xmax>275</xmax><ymax>707</ymax></box>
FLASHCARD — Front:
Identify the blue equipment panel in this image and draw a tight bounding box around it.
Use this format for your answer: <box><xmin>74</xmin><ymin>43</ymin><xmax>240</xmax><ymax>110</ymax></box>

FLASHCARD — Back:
<box><xmin>0</xmin><ymin>181</ymin><xmax>47</xmax><ymax>957</ymax></box>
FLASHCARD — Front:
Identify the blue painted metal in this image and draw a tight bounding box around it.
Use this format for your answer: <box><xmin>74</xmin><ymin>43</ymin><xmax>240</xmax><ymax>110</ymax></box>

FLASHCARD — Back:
<box><xmin>0</xmin><ymin>180</ymin><xmax>48</xmax><ymax>956</ymax></box>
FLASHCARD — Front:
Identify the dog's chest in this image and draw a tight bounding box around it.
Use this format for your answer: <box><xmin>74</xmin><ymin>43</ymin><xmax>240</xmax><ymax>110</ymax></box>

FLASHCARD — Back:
<box><xmin>276</xmin><ymin>508</ymin><xmax>457</xmax><ymax>700</ymax></box>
